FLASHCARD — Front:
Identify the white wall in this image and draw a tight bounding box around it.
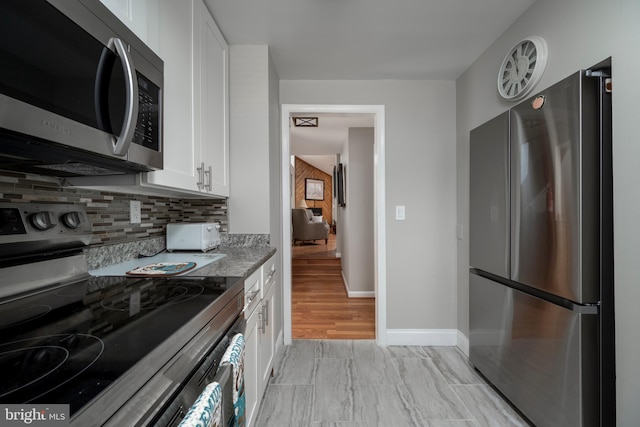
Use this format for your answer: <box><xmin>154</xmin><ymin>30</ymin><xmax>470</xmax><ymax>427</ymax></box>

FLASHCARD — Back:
<box><xmin>229</xmin><ymin>45</ymin><xmax>271</xmax><ymax>233</ymax></box>
<box><xmin>455</xmin><ymin>0</ymin><xmax>640</xmax><ymax>424</ymax></box>
<box><xmin>341</xmin><ymin>128</ymin><xmax>375</xmax><ymax>294</ymax></box>
<box><xmin>281</xmin><ymin>80</ymin><xmax>457</xmax><ymax>331</ymax></box>
<box><xmin>267</xmin><ymin>50</ymin><xmax>283</xmax><ymax>339</ymax></box>
<box><xmin>229</xmin><ymin>45</ymin><xmax>283</xmax><ymax>345</ymax></box>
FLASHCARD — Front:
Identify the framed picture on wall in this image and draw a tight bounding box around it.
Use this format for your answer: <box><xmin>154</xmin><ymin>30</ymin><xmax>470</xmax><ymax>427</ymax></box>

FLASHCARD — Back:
<box><xmin>305</xmin><ymin>178</ymin><xmax>324</xmax><ymax>201</ymax></box>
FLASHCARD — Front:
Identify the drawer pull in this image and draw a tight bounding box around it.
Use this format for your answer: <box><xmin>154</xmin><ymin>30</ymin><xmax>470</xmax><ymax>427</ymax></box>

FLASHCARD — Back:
<box><xmin>246</xmin><ymin>289</ymin><xmax>259</xmax><ymax>303</ymax></box>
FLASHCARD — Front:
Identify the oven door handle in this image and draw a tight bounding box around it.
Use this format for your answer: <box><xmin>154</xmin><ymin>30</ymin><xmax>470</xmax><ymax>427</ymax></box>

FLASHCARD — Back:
<box><xmin>214</xmin><ymin>363</ymin><xmax>233</xmax><ymax>426</ymax></box>
<box><xmin>165</xmin><ymin>405</ymin><xmax>186</xmax><ymax>426</ymax></box>
<box><xmin>108</xmin><ymin>37</ymin><xmax>139</xmax><ymax>156</ymax></box>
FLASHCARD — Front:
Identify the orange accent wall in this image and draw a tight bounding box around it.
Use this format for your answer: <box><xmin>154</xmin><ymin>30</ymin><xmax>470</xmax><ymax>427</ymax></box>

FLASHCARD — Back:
<box><xmin>295</xmin><ymin>157</ymin><xmax>333</xmax><ymax>226</ymax></box>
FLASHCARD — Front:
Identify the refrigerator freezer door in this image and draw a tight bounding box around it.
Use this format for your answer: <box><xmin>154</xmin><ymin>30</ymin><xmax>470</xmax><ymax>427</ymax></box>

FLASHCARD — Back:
<box><xmin>469</xmin><ymin>273</ymin><xmax>599</xmax><ymax>427</ymax></box>
<box><xmin>469</xmin><ymin>112</ymin><xmax>510</xmax><ymax>278</ymax></box>
<box><xmin>510</xmin><ymin>71</ymin><xmax>601</xmax><ymax>303</ymax></box>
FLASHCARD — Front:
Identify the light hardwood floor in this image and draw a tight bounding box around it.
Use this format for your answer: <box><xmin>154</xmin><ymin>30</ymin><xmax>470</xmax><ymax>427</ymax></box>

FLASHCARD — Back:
<box><xmin>292</xmin><ymin>234</ymin><xmax>375</xmax><ymax>339</ymax></box>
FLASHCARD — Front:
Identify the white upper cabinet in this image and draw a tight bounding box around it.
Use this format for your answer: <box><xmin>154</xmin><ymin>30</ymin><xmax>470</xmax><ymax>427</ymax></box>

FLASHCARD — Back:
<box><xmin>194</xmin><ymin>1</ymin><xmax>230</xmax><ymax>196</ymax></box>
<box><xmin>99</xmin><ymin>0</ymin><xmax>160</xmax><ymax>53</ymax></box>
<box><xmin>144</xmin><ymin>0</ymin><xmax>197</xmax><ymax>192</ymax></box>
<box><xmin>143</xmin><ymin>0</ymin><xmax>229</xmax><ymax>197</ymax></box>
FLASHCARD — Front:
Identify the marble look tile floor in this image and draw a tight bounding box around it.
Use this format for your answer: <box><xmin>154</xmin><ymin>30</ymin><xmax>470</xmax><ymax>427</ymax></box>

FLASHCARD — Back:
<box><xmin>255</xmin><ymin>340</ymin><xmax>531</xmax><ymax>427</ymax></box>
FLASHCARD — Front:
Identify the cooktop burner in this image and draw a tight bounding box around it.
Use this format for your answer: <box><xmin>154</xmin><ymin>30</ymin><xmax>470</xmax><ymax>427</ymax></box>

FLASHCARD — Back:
<box><xmin>1</xmin><ymin>305</ymin><xmax>52</xmax><ymax>329</ymax></box>
<box><xmin>0</xmin><ymin>334</ymin><xmax>104</xmax><ymax>403</ymax></box>
<box><xmin>100</xmin><ymin>282</ymin><xmax>204</xmax><ymax>312</ymax></box>
<box><xmin>0</xmin><ymin>275</ymin><xmax>241</xmax><ymax>414</ymax></box>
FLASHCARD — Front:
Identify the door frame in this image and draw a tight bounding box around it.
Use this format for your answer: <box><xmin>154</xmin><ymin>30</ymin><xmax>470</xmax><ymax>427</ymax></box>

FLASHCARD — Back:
<box><xmin>280</xmin><ymin>104</ymin><xmax>387</xmax><ymax>345</ymax></box>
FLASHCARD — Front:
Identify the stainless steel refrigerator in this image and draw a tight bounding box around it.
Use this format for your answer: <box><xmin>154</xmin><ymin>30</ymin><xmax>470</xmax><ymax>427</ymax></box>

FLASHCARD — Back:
<box><xmin>469</xmin><ymin>65</ymin><xmax>614</xmax><ymax>427</ymax></box>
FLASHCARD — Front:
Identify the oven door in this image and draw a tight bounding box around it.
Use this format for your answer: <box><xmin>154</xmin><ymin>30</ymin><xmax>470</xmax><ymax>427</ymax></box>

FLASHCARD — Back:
<box><xmin>0</xmin><ymin>0</ymin><xmax>162</xmax><ymax>175</ymax></box>
<box><xmin>153</xmin><ymin>316</ymin><xmax>245</xmax><ymax>427</ymax></box>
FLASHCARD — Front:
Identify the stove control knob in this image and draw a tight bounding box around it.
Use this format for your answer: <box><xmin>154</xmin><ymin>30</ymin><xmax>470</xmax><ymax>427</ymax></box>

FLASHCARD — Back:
<box><xmin>30</xmin><ymin>211</ymin><xmax>57</xmax><ymax>231</ymax></box>
<box><xmin>61</xmin><ymin>212</ymin><xmax>82</xmax><ymax>229</ymax></box>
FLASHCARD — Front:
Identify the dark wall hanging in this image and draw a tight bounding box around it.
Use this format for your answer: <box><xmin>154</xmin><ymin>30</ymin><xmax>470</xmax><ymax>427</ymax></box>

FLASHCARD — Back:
<box><xmin>334</xmin><ymin>163</ymin><xmax>345</xmax><ymax>207</ymax></box>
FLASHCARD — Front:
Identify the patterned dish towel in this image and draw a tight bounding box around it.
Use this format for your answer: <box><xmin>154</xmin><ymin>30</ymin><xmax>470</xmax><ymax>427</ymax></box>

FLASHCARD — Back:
<box><xmin>178</xmin><ymin>382</ymin><xmax>222</xmax><ymax>427</ymax></box>
<box><xmin>220</xmin><ymin>333</ymin><xmax>245</xmax><ymax>427</ymax></box>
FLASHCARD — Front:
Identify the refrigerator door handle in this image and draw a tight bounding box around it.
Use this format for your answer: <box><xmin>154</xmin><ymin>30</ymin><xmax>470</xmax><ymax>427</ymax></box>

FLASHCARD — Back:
<box><xmin>510</xmin><ymin>135</ymin><xmax>521</xmax><ymax>281</ymax></box>
<box><xmin>504</xmin><ymin>133</ymin><xmax>511</xmax><ymax>276</ymax></box>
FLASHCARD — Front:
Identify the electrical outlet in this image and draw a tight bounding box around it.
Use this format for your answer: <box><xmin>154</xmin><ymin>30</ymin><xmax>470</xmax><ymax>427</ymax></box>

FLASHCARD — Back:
<box><xmin>130</xmin><ymin>200</ymin><xmax>141</xmax><ymax>224</ymax></box>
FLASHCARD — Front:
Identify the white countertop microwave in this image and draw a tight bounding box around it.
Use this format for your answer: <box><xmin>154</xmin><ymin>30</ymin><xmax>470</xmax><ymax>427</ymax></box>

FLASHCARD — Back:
<box><xmin>166</xmin><ymin>223</ymin><xmax>222</xmax><ymax>252</ymax></box>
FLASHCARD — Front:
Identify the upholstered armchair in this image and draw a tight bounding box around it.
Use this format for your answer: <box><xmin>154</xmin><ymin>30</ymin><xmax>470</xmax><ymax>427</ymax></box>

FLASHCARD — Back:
<box><xmin>291</xmin><ymin>208</ymin><xmax>330</xmax><ymax>244</ymax></box>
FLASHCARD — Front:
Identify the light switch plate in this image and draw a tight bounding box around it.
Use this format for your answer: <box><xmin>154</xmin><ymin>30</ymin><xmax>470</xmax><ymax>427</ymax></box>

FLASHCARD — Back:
<box><xmin>395</xmin><ymin>205</ymin><xmax>405</xmax><ymax>221</ymax></box>
<box><xmin>130</xmin><ymin>200</ymin><xmax>141</xmax><ymax>224</ymax></box>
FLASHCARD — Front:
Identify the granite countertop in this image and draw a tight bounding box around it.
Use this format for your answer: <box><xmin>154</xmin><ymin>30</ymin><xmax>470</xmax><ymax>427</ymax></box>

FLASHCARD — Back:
<box><xmin>185</xmin><ymin>246</ymin><xmax>277</xmax><ymax>278</ymax></box>
<box><xmin>86</xmin><ymin>235</ymin><xmax>276</xmax><ymax>279</ymax></box>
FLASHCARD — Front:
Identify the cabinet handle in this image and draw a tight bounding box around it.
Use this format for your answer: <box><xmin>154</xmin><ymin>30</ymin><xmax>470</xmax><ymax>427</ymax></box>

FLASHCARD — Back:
<box><xmin>264</xmin><ymin>299</ymin><xmax>269</xmax><ymax>326</ymax></box>
<box><xmin>204</xmin><ymin>165</ymin><xmax>212</xmax><ymax>191</ymax></box>
<box><xmin>266</xmin><ymin>268</ymin><xmax>276</xmax><ymax>281</ymax></box>
<box><xmin>196</xmin><ymin>162</ymin><xmax>204</xmax><ymax>190</ymax></box>
<box><xmin>246</xmin><ymin>289</ymin><xmax>259</xmax><ymax>304</ymax></box>
<box><xmin>259</xmin><ymin>305</ymin><xmax>266</xmax><ymax>333</ymax></box>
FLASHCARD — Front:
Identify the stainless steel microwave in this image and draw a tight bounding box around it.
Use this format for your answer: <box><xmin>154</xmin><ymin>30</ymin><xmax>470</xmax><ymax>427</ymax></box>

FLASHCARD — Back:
<box><xmin>0</xmin><ymin>0</ymin><xmax>163</xmax><ymax>176</ymax></box>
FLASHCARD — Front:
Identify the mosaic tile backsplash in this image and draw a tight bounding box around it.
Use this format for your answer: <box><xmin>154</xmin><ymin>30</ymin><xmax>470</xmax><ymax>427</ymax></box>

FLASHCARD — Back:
<box><xmin>0</xmin><ymin>170</ymin><xmax>228</xmax><ymax>249</ymax></box>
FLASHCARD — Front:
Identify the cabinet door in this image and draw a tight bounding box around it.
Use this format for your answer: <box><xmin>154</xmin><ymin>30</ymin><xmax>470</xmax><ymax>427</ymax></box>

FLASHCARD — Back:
<box><xmin>244</xmin><ymin>307</ymin><xmax>260</xmax><ymax>427</ymax></box>
<box><xmin>99</xmin><ymin>0</ymin><xmax>157</xmax><ymax>50</ymax></box>
<box><xmin>195</xmin><ymin>0</ymin><xmax>229</xmax><ymax>197</ymax></box>
<box><xmin>144</xmin><ymin>0</ymin><xmax>228</xmax><ymax>197</ymax></box>
<box><xmin>259</xmin><ymin>282</ymin><xmax>276</xmax><ymax>393</ymax></box>
<box><xmin>145</xmin><ymin>0</ymin><xmax>201</xmax><ymax>193</ymax></box>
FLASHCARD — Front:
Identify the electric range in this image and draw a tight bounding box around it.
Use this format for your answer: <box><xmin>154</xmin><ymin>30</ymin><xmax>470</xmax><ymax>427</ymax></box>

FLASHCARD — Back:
<box><xmin>0</xmin><ymin>203</ymin><xmax>243</xmax><ymax>425</ymax></box>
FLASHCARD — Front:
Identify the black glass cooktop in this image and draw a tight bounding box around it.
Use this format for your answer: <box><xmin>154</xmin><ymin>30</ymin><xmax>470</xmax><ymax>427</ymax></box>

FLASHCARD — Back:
<box><xmin>0</xmin><ymin>275</ymin><xmax>241</xmax><ymax>415</ymax></box>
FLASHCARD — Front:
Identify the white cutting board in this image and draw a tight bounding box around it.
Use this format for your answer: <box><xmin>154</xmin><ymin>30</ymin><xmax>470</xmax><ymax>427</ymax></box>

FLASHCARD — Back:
<box><xmin>90</xmin><ymin>252</ymin><xmax>225</xmax><ymax>276</ymax></box>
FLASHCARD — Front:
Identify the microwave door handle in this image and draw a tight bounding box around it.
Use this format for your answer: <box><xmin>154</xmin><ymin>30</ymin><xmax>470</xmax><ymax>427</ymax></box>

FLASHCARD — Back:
<box><xmin>108</xmin><ymin>37</ymin><xmax>139</xmax><ymax>156</ymax></box>
<box><xmin>94</xmin><ymin>48</ymin><xmax>113</xmax><ymax>134</ymax></box>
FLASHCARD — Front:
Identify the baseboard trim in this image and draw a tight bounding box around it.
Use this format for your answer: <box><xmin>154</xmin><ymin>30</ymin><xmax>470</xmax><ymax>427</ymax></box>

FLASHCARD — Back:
<box><xmin>386</xmin><ymin>329</ymin><xmax>463</xmax><ymax>347</ymax></box>
<box><xmin>341</xmin><ymin>271</ymin><xmax>375</xmax><ymax>298</ymax></box>
<box><xmin>348</xmin><ymin>290</ymin><xmax>376</xmax><ymax>298</ymax></box>
<box><xmin>457</xmin><ymin>330</ymin><xmax>469</xmax><ymax>357</ymax></box>
<box><xmin>272</xmin><ymin>329</ymin><xmax>285</xmax><ymax>377</ymax></box>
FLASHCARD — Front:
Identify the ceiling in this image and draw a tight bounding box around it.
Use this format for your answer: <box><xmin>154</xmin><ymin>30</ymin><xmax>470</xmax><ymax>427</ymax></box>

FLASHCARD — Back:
<box><xmin>204</xmin><ymin>0</ymin><xmax>536</xmax><ymax>81</ymax></box>
<box><xmin>204</xmin><ymin>0</ymin><xmax>536</xmax><ymax>168</ymax></box>
<box><xmin>290</xmin><ymin>113</ymin><xmax>374</xmax><ymax>154</ymax></box>
<box><xmin>289</xmin><ymin>113</ymin><xmax>374</xmax><ymax>172</ymax></box>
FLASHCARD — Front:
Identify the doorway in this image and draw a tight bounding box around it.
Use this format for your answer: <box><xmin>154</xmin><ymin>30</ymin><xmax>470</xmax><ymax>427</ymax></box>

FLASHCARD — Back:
<box><xmin>280</xmin><ymin>104</ymin><xmax>387</xmax><ymax>345</ymax></box>
<box><xmin>291</xmin><ymin>232</ymin><xmax>375</xmax><ymax>338</ymax></box>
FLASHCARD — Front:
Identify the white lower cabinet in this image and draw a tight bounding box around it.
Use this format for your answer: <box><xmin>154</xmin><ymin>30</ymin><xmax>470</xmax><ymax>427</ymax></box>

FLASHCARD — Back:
<box><xmin>259</xmin><ymin>281</ymin><xmax>277</xmax><ymax>390</ymax></box>
<box><xmin>244</xmin><ymin>303</ymin><xmax>260</xmax><ymax>427</ymax></box>
<box><xmin>243</xmin><ymin>255</ymin><xmax>280</xmax><ymax>427</ymax></box>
